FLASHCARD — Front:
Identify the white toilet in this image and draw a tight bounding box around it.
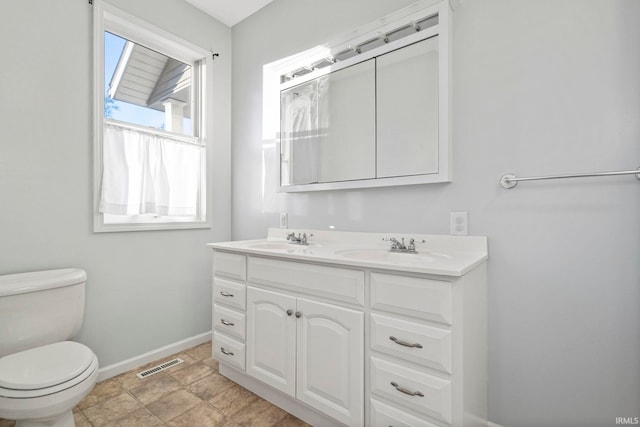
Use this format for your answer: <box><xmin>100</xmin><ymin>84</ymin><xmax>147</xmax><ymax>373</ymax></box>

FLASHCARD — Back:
<box><xmin>0</xmin><ymin>269</ymin><xmax>99</xmax><ymax>427</ymax></box>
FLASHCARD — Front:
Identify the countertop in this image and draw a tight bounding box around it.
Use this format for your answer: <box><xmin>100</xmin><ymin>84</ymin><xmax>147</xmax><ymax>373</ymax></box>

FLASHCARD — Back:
<box><xmin>207</xmin><ymin>228</ymin><xmax>488</xmax><ymax>277</ymax></box>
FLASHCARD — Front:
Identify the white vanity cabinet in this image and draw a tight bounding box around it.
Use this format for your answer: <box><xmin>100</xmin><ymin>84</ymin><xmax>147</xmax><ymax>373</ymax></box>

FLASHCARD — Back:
<box><xmin>212</xmin><ymin>252</ymin><xmax>366</xmax><ymax>426</ymax></box>
<box><xmin>246</xmin><ymin>286</ymin><xmax>364</xmax><ymax>426</ymax></box>
<box><xmin>209</xmin><ymin>229</ymin><xmax>487</xmax><ymax>427</ymax></box>
<box><xmin>369</xmin><ymin>267</ymin><xmax>487</xmax><ymax>427</ymax></box>
<box><xmin>211</xmin><ymin>252</ymin><xmax>247</xmax><ymax>371</ymax></box>
<box><xmin>369</xmin><ymin>273</ymin><xmax>455</xmax><ymax>425</ymax></box>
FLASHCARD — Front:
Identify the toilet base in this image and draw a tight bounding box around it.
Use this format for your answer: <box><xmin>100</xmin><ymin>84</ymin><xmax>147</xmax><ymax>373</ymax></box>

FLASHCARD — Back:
<box><xmin>15</xmin><ymin>411</ymin><xmax>73</xmax><ymax>427</ymax></box>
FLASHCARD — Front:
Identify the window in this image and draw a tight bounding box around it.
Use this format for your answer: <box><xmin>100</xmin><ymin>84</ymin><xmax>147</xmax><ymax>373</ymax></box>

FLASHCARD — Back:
<box><xmin>93</xmin><ymin>1</ymin><xmax>212</xmax><ymax>232</ymax></box>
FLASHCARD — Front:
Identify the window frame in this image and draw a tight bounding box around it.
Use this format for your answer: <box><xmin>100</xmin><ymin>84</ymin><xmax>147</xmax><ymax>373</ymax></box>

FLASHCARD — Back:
<box><xmin>93</xmin><ymin>0</ymin><xmax>213</xmax><ymax>232</ymax></box>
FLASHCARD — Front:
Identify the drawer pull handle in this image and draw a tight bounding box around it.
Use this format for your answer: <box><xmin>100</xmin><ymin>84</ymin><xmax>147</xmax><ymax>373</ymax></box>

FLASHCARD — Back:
<box><xmin>220</xmin><ymin>291</ymin><xmax>234</xmax><ymax>297</ymax></box>
<box><xmin>389</xmin><ymin>336</ymin><xmax>423</xmax><ymax>349</ymax></box>
<box><xmin>220</xmin><ymin>347</ymin><xmax>234</xmax><ymax>356</ymax></box>
<box><xmin>220</xmin><ymin>319</ymin><xmax>235</xmax><ymax>326</ymax></box>
<box><xmin>390</xmin><ymin>381</ymin><xmax>424</xmax><ymax>397</ymax></box>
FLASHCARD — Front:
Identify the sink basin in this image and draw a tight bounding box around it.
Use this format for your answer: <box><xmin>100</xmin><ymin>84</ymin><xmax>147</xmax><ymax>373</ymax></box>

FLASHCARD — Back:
<box><xmin>334</xmin><ymin>248</ymin><xmax>452</xmax><ymax>264</ymax></box>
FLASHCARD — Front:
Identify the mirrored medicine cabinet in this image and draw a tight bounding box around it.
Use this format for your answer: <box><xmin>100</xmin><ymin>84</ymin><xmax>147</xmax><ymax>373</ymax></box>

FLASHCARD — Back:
<box><xmin>277</xmin><ymin>0</ymin><xmax>452</xmax><ymax>192</ymax></box>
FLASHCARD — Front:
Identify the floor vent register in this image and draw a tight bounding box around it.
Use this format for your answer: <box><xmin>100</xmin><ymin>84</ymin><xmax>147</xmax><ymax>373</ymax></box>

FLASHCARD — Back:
<box><xmin>136</xmin><ymin>358</ymin><xmax>184</xmax><ymax>379</ymax></box>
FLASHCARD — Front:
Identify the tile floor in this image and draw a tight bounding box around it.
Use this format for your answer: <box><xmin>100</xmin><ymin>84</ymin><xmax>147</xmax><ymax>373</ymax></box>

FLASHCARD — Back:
<box><xmin>0</xmin><ymin>341</ymin><xmax>310</xmax><ymax>427</ymax></box>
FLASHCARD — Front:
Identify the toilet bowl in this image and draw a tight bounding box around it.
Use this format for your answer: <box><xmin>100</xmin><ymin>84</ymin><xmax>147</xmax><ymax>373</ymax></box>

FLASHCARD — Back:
<box><xmin>0</xmin><ymin>341</ymin><xmax>98</xmax><ymax>427</ymax></box>
<box><xmin>0</xmin><ymin>269</ymin><xmax>98</xmax><ymax>427</ymax></box>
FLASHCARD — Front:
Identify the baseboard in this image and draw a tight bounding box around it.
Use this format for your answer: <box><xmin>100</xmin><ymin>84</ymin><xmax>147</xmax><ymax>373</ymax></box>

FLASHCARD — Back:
<box><xmin>96</xmin><ymin>331</ymin><xmax>211</xmax><ymax>382</ymax></box>
<box><xmin>488</xmin><ymin>422</ymin><xmax>504</xmax><ymax>427</ymax></box>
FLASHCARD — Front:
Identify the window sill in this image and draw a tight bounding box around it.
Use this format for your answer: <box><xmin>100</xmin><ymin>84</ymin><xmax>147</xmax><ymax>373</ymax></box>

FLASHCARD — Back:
<box><xmin>93</xmin><ymin>218</ymin><xmax>212</xmax><ymax>233</ymax></box>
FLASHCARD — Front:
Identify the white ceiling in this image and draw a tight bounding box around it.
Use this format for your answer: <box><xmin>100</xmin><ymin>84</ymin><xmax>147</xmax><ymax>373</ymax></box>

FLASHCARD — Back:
<box><xmin>184</xmin><ymin>0</ymin><xmax>274</xmax><ymax>27</ymax></box>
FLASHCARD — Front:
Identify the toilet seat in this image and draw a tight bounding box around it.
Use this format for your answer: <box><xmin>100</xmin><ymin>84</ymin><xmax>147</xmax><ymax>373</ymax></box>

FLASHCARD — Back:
<box><xmin>0</xmin><ymin>341</ymin><xmax>98</xmax><ymax>399</ymax></box>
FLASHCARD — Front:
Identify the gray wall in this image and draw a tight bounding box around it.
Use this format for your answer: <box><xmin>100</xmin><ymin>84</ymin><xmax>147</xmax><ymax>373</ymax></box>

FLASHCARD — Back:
<box><xmin>232</xmin><ymin>0</ymin><xmax>640</xmax><ymax>425</ymax></box>
<box><xmin>0</xmin><ymin>0</ymin><xmax>231</xmax><ymax>367</ymax></box>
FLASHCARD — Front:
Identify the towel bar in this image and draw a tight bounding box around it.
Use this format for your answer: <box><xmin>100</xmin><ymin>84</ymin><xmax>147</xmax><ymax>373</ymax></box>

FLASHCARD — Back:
<box><xmin>500</xmin><ymin>167</ymin><xmax>640</xmax><ymax>189</ymax></box>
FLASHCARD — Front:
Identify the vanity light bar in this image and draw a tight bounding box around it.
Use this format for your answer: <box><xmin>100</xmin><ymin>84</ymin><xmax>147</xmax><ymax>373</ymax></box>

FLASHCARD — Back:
<box><xmin>280</xmin><ymin>13</ymin><xmax>439</xmax><ymax>83</ymax></box>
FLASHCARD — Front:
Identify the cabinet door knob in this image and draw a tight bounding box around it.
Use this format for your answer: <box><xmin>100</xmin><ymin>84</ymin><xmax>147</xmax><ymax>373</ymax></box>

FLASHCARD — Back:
<box><xmin>286</xmin><ymin>309</ymin><xmax>293</xmax><ymax>316</ymax></box>
<box><xmin>389</xmin><ymin>336</ymin><xmax>423</xmax><ymax>349</ymax></box>
<box><xmin>295</xmin><ymin>311</ymin><xmax>302</xmax><ymax>318</ymax></box>
<box><xmin>220</xmin><ymin>347</ymin><xmax>234</xmax><ymax>356</ymax></box>
<box><xmin>390</xmin><ymin>381</ymin><xmax>424</xmax><ymax>397</ymax></box>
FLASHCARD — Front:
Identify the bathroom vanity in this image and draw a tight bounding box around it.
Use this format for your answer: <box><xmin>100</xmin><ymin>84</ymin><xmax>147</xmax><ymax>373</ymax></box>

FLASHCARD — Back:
<box><xmin>207</xmin><ymin>229</ymin><xmax>487</xmax><ymax>427</ymax></box>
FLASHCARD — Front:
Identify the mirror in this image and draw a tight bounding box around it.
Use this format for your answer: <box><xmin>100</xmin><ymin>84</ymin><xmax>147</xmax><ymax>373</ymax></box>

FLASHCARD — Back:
<box><xmin>317</xmin><ymin>60</ymin><xmax>376</xmax><ymax>183</ymax></box>
<box><xmin>277</xmin><ymin>1</ymin><xmax>450</xmax><ymax>192</ymax></box>
<box><xmin>280</xmin><ymin>60</ymin><xmax>376</xmax><ymax>186</ymax></box>
<box><xmin>376</xmin><ymin>37</ymin><xmax>439</xmax><ymax>178</ymax></box>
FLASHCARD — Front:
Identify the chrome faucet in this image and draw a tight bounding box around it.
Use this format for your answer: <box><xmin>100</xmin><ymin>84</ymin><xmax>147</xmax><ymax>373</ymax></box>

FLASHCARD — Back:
<box><xmin>286</xmin><ymin>232</ymin><xmax>313</xmax><ymax>245</ymax></box>
<box><xmin>383</xmin><ymin>237</ymin><xmax>423</xmax><ymax>253</ymax></box>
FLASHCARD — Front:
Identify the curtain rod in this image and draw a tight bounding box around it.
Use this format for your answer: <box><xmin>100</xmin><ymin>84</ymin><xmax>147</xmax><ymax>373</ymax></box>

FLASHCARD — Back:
<box><xmin>500</xmin><ymin>167</ymin><xmax>640</xmax><ymax>189</ymax></box>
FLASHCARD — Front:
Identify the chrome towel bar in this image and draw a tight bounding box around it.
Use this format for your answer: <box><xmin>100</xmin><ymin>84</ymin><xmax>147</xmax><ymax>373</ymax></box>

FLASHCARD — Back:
<box><xmin>500</xmin><ymin>167</ymin><xmax>640</xmax><ymax>189</ymax></box>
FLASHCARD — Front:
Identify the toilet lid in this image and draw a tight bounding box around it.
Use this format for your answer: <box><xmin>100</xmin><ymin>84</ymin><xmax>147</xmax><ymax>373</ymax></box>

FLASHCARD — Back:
<box><xmin>0</xmin><ymin>341</ymin><xmax>94</xmax><ymax>390</ymax></box>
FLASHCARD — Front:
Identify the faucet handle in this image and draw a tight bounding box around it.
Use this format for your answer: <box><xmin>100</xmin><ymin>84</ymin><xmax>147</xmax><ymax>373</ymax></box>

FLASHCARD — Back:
<box><xmin>383</xmin><ymin>237</ymin><xmax>400</xmax><ymax>249</ymax></box>
<box><xmin>408</xmin><ymin>238</ymin><xmax>426</xmax><ymax>251</ymax></box>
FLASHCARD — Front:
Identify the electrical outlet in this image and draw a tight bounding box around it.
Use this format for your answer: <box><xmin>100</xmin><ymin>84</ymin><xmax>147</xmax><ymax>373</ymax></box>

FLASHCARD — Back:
<box><xmin>279</xmin><ymin>212</ymin><xmax>288</xmax><ymax>229</ymax></box>
<box><xmin>450</xmin><ymin>211</ymin><xmax>468</xmax><ymax>236</ymax></box>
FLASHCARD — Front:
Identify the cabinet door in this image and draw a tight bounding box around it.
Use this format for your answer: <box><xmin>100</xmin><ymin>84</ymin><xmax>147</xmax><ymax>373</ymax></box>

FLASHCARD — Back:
<box><xmin>296</xmin><ymin>298</ymin><xmax>364</xmax><ymax>426</ymax></box>
<box><xmin>246</xmin><ymin>287</ymin><xmax>296</xmax><ymax>397</ymax></box>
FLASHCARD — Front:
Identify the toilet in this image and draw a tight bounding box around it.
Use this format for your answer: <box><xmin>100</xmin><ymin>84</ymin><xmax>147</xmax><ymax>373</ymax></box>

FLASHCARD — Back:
<box><xmin>0</xmin><ymin>269</ymin><xmax>99</xmax><ymax>427</ymax></box>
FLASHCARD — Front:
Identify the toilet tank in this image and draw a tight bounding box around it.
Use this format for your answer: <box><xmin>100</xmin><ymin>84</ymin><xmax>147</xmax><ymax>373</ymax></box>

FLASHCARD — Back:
<box><xmin>0</xmin><ymin>269</ymin><xmax>87</xmax><ymax>358</ymax></box>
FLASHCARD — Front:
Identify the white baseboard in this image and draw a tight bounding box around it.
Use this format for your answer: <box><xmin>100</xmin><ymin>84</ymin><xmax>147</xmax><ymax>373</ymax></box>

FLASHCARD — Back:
<box><xmin>488</xmin><ymin>422</ymin><xmax>504</xmax><ymax>427</ymax></box>
<box><xmin>96</xmin><ymin>331</ymin><xmax>211</xmax><ymax>382</ymax></box>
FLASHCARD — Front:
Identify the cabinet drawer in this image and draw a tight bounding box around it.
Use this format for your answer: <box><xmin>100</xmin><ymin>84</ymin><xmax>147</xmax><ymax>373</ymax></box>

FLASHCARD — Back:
<box><xmin>214</xmin><ymin>251</ymin><xmax>246</xmax><ymax>281</ymax></box>
<box><xmin>213</xmin><ymin>331</ymin><xmax>245</xmax><ymax>371</ymax></box>
<box><xmin>370</xmin><ymin>398</ymin><xmax>440</xmax><ymax>427</ymax></box>
<box><xmin>371</xmin><ymin>357</ymin><xmax>452</xmax><ymax>424</ymax></box>
<box><xmin>371</xmin><ymin>273</ymin><xmax>452</xmax><ymax>325</ymax></box>
<box><xmin>248</xmin><ymin>257</ymin><xmax>364</xmax><ymax>306</ymax></box>
<box><xmin>213</xmin><ymin>278</ymin><xmax>246</xmax><ymax>311</ymax></box>
<box><xmin>213</xmin><ymin>304</ymin><xmax>246</xmax><ymax>341</ymax></box>
<box><xmin>371</xmin><ymin>314</ymin><xmax>451</xmax><ymax>373</ymax></box>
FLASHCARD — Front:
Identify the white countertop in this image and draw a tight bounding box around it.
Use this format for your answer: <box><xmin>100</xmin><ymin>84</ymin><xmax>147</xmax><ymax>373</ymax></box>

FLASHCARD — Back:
<box><xmin>207</xmin><ymin>228</ymin><xmax>488</xmax><ymax>277</ymax></box>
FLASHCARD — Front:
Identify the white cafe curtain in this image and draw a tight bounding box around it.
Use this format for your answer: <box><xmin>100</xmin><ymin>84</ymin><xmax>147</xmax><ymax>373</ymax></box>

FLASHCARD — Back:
<box><xmin>99</xmin><ymin>122</ymin><xmax>202</xmax><ymax>217</ymax></box>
